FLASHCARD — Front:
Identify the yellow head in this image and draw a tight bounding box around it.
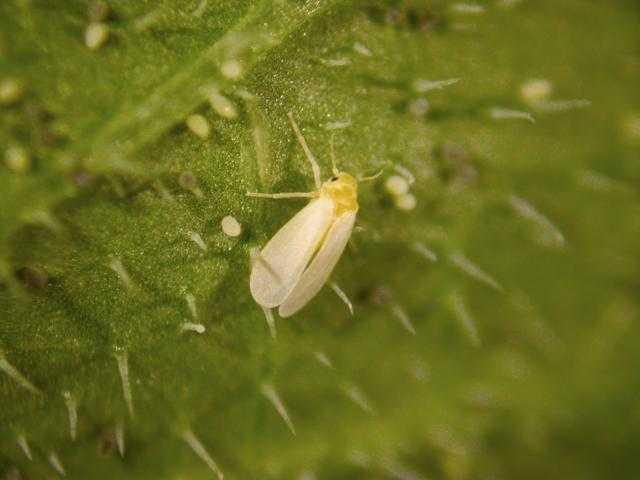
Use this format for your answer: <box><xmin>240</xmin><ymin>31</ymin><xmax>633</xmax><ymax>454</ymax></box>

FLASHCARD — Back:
<box><xmin>320</xmin><ymin>172</ymin><xmax>359</xmax><ymax>216</ymax></box>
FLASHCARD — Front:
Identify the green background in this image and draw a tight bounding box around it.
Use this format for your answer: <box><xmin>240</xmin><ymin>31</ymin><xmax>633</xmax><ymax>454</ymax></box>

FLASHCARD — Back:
<box><xmin>1</xmin><ymin>0</ymin><xmax>639</xmax><ymax>478</ymax></box>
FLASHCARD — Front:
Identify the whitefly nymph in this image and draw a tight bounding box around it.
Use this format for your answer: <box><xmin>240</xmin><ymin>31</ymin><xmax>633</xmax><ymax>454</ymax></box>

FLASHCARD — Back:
<box><xmin>247</xmin><ymin>112</ymin><xmax>379</xmax><ymax>317</ymax></box>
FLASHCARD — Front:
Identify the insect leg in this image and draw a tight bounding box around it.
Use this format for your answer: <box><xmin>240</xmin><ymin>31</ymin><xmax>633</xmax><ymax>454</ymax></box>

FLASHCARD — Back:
<box><xmin>330</xmin><ymin>134</ymin><xmax>340</xmax><ymax>176</ymax></box>
<box><xmin>287</xmin><ymin>112</ymin><xmax>322</xmax><ymax>190</ymax></box>
<box><xmin>358</xmin><ymin>169</ymin><xmax>384</xmax><ymax>183</ymax></box>
<box><xmin>246</xmin><ymin>191</ymin><xmax>316</xmax><ymax>199</ymax></box>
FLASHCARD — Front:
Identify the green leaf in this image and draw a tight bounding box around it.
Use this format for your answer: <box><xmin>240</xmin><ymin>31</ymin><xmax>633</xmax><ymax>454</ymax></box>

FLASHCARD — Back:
<box><xmin>1</xmin><ymin>0</ymin><xmax>640</xmax><ymax>478</ymax></box>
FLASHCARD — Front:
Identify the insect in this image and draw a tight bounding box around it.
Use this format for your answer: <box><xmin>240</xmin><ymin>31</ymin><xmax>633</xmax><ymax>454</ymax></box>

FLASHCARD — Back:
<box><xmin>248</xmin><ymin>112</ymin><xmax>378</xmax><ymax>317</ymax></box>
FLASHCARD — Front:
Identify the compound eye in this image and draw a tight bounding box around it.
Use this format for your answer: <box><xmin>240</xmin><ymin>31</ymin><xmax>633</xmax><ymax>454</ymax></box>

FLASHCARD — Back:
<box><xmin>331</xmin><ymin>176</ymin><xmax>338</xmax><ymax>182</ymax></box>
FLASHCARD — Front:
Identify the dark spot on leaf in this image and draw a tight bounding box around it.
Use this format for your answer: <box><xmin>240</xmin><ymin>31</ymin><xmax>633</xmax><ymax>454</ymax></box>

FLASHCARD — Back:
<box><xmin>88</xmin><ymin>1</ymin><xmax>111</xmax><ymax>22</ymax></box>
<box><xmin>98</xmin><ymin>430</ymin><xmax>117</xmax><ymax>457</ymax></box>
<box><xmin>178</xmin><ymin>171</ymin><xmax>198</xmax><ymax>190</ymax></box>
<box><xmin>357</xmin><ymin>285</ymin><xmax>393</xmax><ymax>306</ymax></box>
<box><xmin>16</xmin><ymin>265</ymin><xmax>49</xmax><ymax>290</ymax></box>
<box><xmin>2</xmin><ymin>467</ymin><xmax>22</xmax><ymax>480</ymax></box>
<box><xmin>71</xmin><ymin>169</ymin><xmax>96</xmax><ymax>188</ymax></box>
<box><xmin>364</xmin><ymin>1</ymin><xmax>448</xmax><ymax>32</ymax></box>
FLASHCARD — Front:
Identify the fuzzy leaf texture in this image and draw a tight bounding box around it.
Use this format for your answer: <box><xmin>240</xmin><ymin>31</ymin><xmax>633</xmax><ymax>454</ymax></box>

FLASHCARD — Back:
<box><xmin>1</xmin><ymin>0</ymin><xmax>640</xmax><ymax>479</ymax></box>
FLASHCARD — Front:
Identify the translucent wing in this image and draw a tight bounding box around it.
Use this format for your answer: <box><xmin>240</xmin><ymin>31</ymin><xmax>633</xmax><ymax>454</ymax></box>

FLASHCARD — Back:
<box><xmin>250</xmin><ymin>197</ymin><xmax>335</xmax><ymax>308</ymax></box>
<box><xmin>278</xmin><ymin>211</ymin><xmax>356</xmax><ymax>318</ymax></box>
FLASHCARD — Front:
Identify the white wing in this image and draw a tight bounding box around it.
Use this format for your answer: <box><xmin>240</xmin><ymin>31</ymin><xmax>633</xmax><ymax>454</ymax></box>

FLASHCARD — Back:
<box><xmin>250</xmin><ymin>197</ymin><xmax>335</xmax><ymax>308</ymax></box>
<box><xmin>278</xmin><ymin>211</ymin><xmax>356</xmax><ymax>318</ymax></box>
